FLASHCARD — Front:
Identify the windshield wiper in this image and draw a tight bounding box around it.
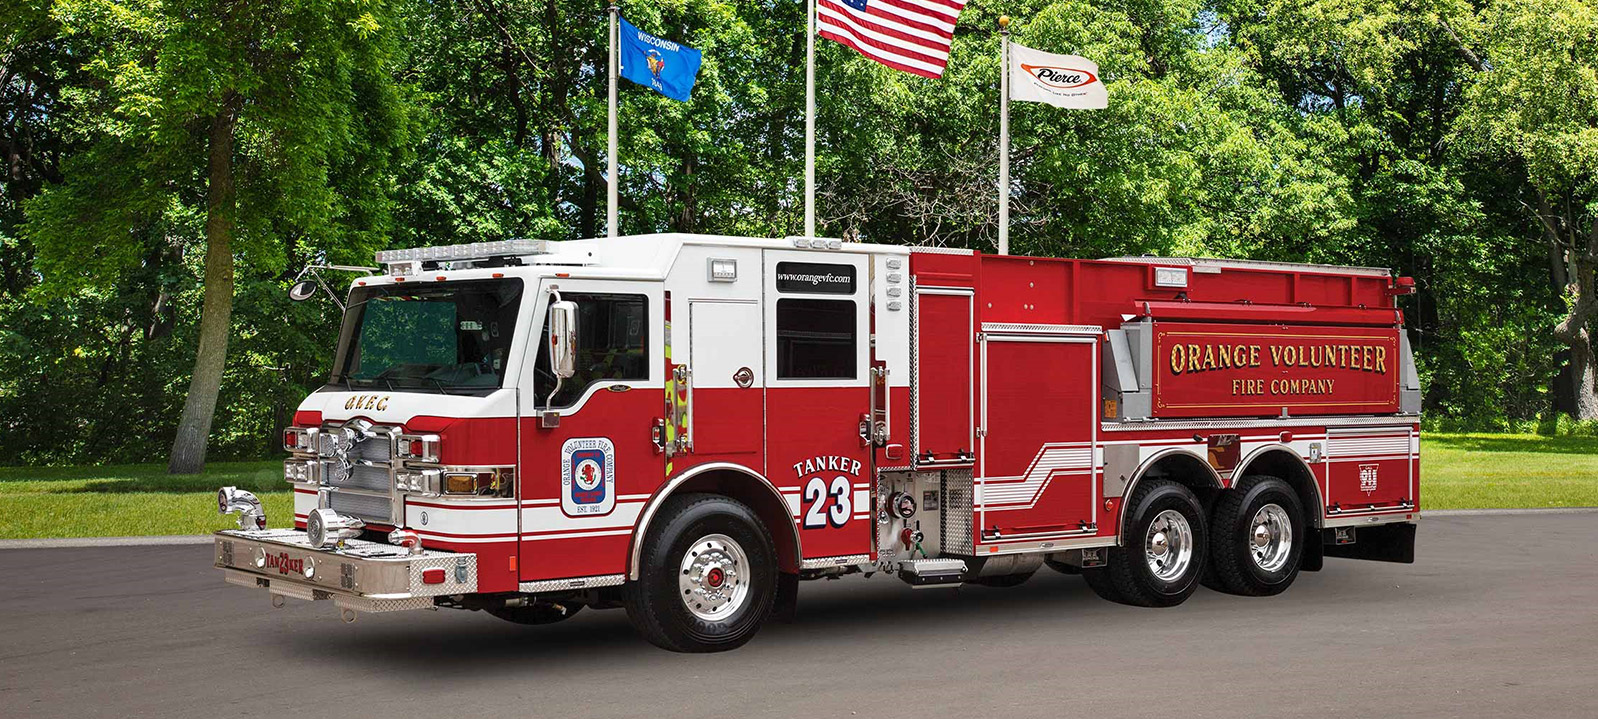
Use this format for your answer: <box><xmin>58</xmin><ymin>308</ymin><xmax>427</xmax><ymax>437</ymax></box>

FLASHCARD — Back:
<box><xmin>427</xmin><ymin>377</ymin><xmax>454</xmax><ymax>396</ymax></box>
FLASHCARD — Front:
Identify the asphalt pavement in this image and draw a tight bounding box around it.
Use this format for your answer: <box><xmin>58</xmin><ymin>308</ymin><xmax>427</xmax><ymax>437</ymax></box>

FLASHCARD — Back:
<box><xmin>1</xmin><ymin>512</ymin><xmax>1594</xmax><ymax>719</ymax></box>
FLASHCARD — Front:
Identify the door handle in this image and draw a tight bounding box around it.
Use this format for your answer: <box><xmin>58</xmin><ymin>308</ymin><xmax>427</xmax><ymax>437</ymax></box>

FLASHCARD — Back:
<box><xmin>651</xmin><ymin>417</ymin><xmax>666</xmax><ymax>454</ymax></box>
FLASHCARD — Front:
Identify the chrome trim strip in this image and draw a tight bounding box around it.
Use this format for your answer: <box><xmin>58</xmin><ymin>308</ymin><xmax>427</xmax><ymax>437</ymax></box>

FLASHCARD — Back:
<box><xmin>1100</xmin><ymin>415</ymin><xmax>1420</xmax><ymax>431</ymax></box>
<box><xmin>800</xmin><ymin>554</ymin><xmax>871</xmax><ymax>569</ymax></box>
<box><xmin>965</xmin><ymin>534</ymin><xmax>1116</xmax><ymax>557</ymax></box>
<box><xmin>519</xmin><ymin>573</ymin><xmax>626</xmax><ymax>593</ymax></box>
<box><xmin>1102</xmin><ymin>255</ymin><xmax>1393</xmax><ymax>278</ymax></box>
<box><xmin>627</xmin><ymin>462</ymin><xmax>802</xmax><ymax>581</ymax></box>
<box><xmin>1323</xmin><ymin>513</ymin><xmax>1416</xmax><ymax>528</ymax></box>
<box><xmin>980</xmin><ymin>322</ymin><xmax>1102</xmax><ymax>336</ymax></box>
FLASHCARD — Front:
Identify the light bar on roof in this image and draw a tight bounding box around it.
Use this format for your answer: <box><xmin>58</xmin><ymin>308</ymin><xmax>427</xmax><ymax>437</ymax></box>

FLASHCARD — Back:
<box><xmin>375</xmin><ymin>239</ymin><xmax>551</xmax><ymax>270</ymax></box>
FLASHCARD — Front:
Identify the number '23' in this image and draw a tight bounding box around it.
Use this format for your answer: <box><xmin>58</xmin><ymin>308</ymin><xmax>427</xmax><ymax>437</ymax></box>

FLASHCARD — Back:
<box><xmin>802</xmin><ymin>476</ymin><xmax>852</xmax><ymax>529</ymax></box>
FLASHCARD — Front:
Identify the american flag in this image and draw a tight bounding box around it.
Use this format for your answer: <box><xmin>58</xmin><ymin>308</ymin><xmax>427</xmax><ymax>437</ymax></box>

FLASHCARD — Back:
<box><xmin>817</xmin><ymin>0</ymin><xmax>968</xmax><ymax>79</ymax></box>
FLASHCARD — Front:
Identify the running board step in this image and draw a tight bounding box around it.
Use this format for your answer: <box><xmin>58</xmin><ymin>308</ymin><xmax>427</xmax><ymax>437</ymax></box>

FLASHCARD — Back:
<box><xmin>897</xmin><ymin>558</ymin><xmax>967</xmax><ymax>588</ymax></box>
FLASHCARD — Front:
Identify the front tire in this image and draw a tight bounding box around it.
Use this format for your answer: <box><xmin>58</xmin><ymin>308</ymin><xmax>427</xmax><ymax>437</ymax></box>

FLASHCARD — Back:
<box><xmin>1203</xmin><ymin>475</ymin><xmax>1305</xmax><ymax>596</ymax></box>
<box><xmin>1084</xmin><ymin>480</ymin><xmax>1207</xmax><ymax>607</ymax></box>
<box><xmin>624</xmin><ymin>494</ymin><xmax>777</xmax><ymax>652</ymax></box>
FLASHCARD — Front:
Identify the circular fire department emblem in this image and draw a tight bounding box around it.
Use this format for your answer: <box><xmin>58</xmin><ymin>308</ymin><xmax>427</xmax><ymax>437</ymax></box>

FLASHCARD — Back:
<box><xmin>574</xmin><ymin>458</ymin><xmax>604</xmax><ymax>492</ymax></box>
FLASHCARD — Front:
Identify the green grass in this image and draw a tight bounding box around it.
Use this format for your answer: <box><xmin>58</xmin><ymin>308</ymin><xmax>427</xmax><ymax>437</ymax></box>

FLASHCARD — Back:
<box><xmin>1421</xmin><ymin>433</ymin><xmax>1598</xmax><ymax>509</ymax></box>
<box><xmin>0</xmin><ymin>461</ymin><xmax>294</xmax><ymax>539</ymax></box>
<box><xmin>0</xmin><ymin>434</ymin><xmax>1593</xmax><ymax>539</ymax></box>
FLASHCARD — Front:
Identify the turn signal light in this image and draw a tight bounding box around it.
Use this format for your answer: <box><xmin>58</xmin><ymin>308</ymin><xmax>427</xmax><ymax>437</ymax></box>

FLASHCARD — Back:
<box><xmin>441</xmin><ymin>469</ymin><xmax>514</xmax><ymax>497</ymax></box>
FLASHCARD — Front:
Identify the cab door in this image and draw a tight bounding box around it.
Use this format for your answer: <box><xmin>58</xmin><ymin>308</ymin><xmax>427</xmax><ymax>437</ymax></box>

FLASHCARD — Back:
<box><xmin>517</xmin><ymin>280</ymin><xmax>667</xmax><ymax>583</ymax></box>
<box><xmin>763</xmin><ymin>250</ymin><xmax>874</xmax><ymax>561</ymax></box>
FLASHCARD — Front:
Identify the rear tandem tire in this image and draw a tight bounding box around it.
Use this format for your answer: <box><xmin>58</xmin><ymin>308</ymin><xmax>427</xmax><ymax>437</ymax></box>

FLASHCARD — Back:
<box><xmin>1083</xmin><ymin>479</ymin><xmax>1207</xmax><ymax>608</ymax></box>
<box><xmin>623</xmin><ymin>493</ymin><xmax>777</xmax><ymax>652</ymax></box>
<box><xmin>1202</xmin><ymin>475</ymin><xmax>1305</xmax><ymax>597</ymax></box>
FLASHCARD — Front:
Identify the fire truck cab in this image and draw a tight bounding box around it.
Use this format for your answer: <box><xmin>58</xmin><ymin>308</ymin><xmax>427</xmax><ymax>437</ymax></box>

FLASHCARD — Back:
<box><xmin>215</xmin><ymin>234</ymin><xmax>1422</xmax><ymax>652</ymax></box>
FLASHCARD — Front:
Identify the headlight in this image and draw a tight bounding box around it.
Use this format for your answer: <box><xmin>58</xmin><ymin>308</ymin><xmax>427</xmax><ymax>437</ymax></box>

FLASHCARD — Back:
<box><xmin>306</xmin><ymin>508</ymin><xmax>364</xmax><ymax>549</ymax></box>
<box><xmin>395</xmin><ymin>469</ymin><xmax>440</xmax><ymax>495</ymax></box>
<box><xmin>283</xmin><ymin>459</ymin><xmax>316</xmax><ymax>484</ymax></box>
<box><xmin>396</xmin><ymin>433</ymin><xmax>442</xmax><ymax>463</ymax></box>
<box><xmin>283</xmin><ymin>426</ymin><xmax>317</xmax><ymax>453</ymax></box>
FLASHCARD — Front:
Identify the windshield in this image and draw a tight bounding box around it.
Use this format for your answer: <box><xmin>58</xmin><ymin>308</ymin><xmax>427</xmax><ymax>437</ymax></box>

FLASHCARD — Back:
<box><xmin>327</xmin><ymin>278</ymin><xmax>524</xmax><ymax>395</ymax></box>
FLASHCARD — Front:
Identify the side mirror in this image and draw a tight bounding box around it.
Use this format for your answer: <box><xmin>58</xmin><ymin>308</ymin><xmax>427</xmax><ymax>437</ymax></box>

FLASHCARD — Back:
<box><xmin>288</xmin><ymin>279</ymin><xmax>319</xmax><ymax>302</ymax></box>
<box><xmin>548</xmin><ymin>300</ymin><xmax>578</xmax><ymax>380</ymax></box>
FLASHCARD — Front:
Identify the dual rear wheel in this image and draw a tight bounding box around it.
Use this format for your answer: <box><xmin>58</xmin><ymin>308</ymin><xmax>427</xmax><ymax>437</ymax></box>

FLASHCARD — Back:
<box><xmin>1083</xmin><ymin>475</ymin><xmax>1305</xmax><ymax>606</ymax></box>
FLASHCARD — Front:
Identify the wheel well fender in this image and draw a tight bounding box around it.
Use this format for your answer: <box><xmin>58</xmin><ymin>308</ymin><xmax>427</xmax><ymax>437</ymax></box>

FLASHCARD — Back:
<box><xmin>628</xmin><ymin>463</ymin><xmax>800</xmax><ymax>580</ymax></box>
<box><xmin>1117</xmin><ymin>448</ymin><xmax>1224</xmax><ymax>542</ymax></box>
<box><xmin>1235</xmin><ymin>445</ymin><xmax>1324</xmax><ymax>529</ymax></box>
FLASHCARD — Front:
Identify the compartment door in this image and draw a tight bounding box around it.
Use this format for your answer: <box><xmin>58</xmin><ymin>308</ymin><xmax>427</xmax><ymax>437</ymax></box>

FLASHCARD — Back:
<box><xmin>688</xmin><ymin>300</ymin><xmax>764</xmax><ymax>459</ymax></box>
<box><xmin>913</xmin><ymin>287</ymin><xmax>975</xmax><ymax>466</ymax></box>
<box><xmin>977</xmin><ymin>328</ymin><xmax>1100</xmax><ymax>545</ymax></box>
<box><xmin>1324</xmin><ymin>427</ymin><xmax>1417</xmax><ymax>515</ymax></box>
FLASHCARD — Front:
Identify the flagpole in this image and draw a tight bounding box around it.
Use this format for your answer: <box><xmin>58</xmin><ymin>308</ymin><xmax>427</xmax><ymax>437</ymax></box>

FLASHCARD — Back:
<box><xmin>804</xmin><ymin>0</ymin><xmax>816</xmax><ymax>238</ymax></box>
<box><xmin>607</xmin><ymin>3</ymin><xmax>620</xmax><ymax>238</ymax></box>
<box><xmin>997</xmin><ymin>15</ymin><xmax>1011</xmax><ymax>256</ymax></box>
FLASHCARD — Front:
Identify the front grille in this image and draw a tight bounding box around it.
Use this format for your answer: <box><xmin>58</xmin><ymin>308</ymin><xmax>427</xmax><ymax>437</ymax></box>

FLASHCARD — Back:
<box><xmin>316</xmin><ymin>424</ymin><xmax>396</xmax><ymax>524</ymax></box>
<box><xmin>357</xmin><ymin>435</ymin><xmax>392</xmax><ymax>462</ymax></box>
<box><xmin>329</xmin><ymin>491</ymin><xmax>392</xmax><ymax>524</ymax></box>
<box><xmin>340</xmin><ymin>463</ymin><xmax>392</xmax><ymax>493</ymax></box>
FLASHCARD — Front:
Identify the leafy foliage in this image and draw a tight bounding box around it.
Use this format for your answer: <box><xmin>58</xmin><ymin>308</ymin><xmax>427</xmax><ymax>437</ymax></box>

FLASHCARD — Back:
<box><xmin>1</xmin><ymin>0</ymin><xmax>1594</xmax><ymax>464</ymax></box>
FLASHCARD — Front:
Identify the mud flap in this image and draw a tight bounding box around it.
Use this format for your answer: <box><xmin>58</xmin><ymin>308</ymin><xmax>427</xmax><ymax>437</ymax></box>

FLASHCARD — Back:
<box><xmin>772</xmin><ymin>571</ymin><xmax>799</xmax><ymax>623</ymax></box>
<box><xmin>1301</xmin><ymin>532</ymin><xmax>1325</xmax><ymax>572</ymax></box>
<box><xmin>1322</xmin><ymin>523</ymin><xmax>1416</xmax><ymax>564</ymax></box>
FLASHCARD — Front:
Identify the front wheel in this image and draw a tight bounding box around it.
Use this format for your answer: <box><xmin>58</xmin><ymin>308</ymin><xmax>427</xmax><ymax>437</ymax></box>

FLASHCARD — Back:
<box><xmin>624</xmin><ymin>494</ymin><xmax>777</xmax><ymax>652</ymax></box>
<box><xmin>1084</xmin><ymin>480</ymin><xmax>1207</xmax><ymax>607</ymax></box>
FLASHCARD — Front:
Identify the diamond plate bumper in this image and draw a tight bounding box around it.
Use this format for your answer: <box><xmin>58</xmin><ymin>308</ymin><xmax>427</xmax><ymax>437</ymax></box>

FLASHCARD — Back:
<box><xmin>214</xmin><ymin>529</ymin><xmax>477</xmax><ymax>613</ymax></box>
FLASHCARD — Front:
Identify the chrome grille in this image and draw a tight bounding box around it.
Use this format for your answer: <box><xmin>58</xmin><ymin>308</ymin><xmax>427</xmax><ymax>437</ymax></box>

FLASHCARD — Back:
<box><xmin>315</xmin><ymin>423</ymin><xmax>396</xmax><ymax>524</ymax></box>
<box><xmin>339</xmin><ymin>464</ymin><xmax>392</xmax><ymax>493</ymax></box>
<box><xmin>329</xmin><ymin>491</ymin><xmax>392</xmax><ymax>524</ymax></box>
<box><xmin>357</xmin><ymin>435</ymin><xmax>392</xmax><ymax>462</ymax></box>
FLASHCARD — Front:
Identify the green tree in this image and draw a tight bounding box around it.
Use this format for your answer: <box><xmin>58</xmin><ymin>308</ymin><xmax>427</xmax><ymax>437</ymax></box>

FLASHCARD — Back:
<box><xmin>1445</xmin><ymin>0</ymin><xmax>1598</xmax><ymax>418</ymax></box>
<box><xmin>24</xmin><ymin>0</ymin><xmax>412</xmax><ymax>472</ymax></box>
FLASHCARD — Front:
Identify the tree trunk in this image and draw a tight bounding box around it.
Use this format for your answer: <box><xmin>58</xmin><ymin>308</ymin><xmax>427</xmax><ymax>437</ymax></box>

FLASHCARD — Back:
<box><xmin>168</xmin><ymin>104</ymin><xmax>238</xmax><ymax>474</ymax></box>
<box><xmin>1555</xmin><ymin>251</ymin><xmax>1598</xmax><ymax>420</ymax></box>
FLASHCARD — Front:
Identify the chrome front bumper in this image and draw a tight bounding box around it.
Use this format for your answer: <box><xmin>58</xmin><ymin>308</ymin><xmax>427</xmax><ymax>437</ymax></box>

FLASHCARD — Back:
<box><xmin>214</xmin><ymin>529</ymin><xmax>478</xmax><ymax>616</ymax></box>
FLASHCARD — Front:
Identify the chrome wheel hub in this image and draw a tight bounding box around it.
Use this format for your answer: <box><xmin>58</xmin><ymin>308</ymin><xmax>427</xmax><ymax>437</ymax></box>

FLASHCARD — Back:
<box><xmin>678</xmin><ymin>534</ymin><xmax>750</xmax><ymax>622</ymax></box>
<box><xmin>1248</xmin><ymin>504</ymin><xmax>1293</xmax><ymax>573</ymax></box>
<box><xmin>1143</xmin><ymin>510</ymin><xmax>1193</xmax><ymax>582</ymax></box>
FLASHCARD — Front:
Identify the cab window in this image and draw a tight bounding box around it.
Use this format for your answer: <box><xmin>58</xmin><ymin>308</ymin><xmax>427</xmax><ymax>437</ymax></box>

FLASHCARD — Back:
<box><xmin>535</xmin><ymin>293</ymin><xmax>649</xmax><ymax>407</ymax></box>
<box><xmin>776</xmin><ymin>298</ymin><xmax>856</xmax><ymax>379</ymax></box>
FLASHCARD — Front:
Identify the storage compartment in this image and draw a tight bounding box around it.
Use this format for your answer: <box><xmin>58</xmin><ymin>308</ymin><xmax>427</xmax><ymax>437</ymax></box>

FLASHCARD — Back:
<box><xmin>1325</xmin><ymin>428</ymin><xmax>1417</xmax><ymax>514</ymax></box>
<box><xmin>977</xmin><ymin>326</ymin><xmax>1099</xmax><ymax>542</ymax></box>
<box><xmin>913</xmin><ymin>288</ymin><xmax>975</xmax><ymax>465</ymax></box>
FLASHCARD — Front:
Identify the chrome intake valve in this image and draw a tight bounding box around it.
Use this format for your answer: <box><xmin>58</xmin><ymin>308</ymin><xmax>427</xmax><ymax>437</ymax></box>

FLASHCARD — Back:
<box><xmin>217</xmin><ymin>487</ymin><xmax>266</xmax><ymax>530</ymax></box>
<box><xmin>306</xmin><ymin>507</ymin><xmax>365</xmax><ymax>549</ymax></box>
<box><xmin>388</xmin><ymin>529</ymin><xmax>424</xmax><ymax>555</ymax></box>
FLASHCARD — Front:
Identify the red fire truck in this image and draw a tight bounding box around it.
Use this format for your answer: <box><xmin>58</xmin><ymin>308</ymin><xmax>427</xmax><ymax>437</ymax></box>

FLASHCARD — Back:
<box><xmin>214</xmin><ymin>234</ymin><xmax>1422</xmax><ymax>652</ymax></box>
